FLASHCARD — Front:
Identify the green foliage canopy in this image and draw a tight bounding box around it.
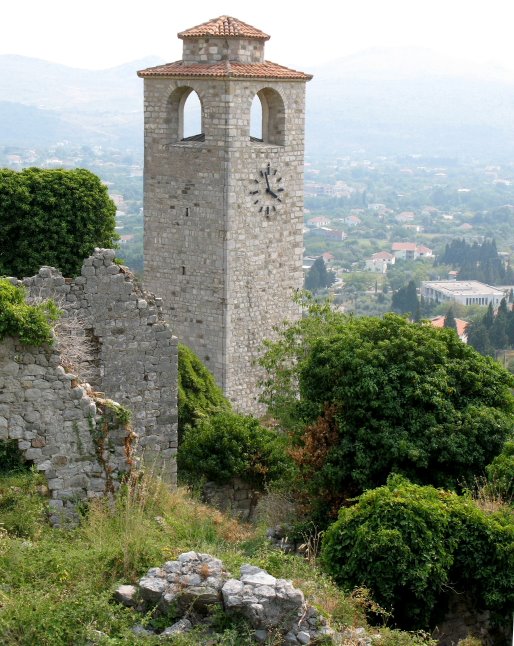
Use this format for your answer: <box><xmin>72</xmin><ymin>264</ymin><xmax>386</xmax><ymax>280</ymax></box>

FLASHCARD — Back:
<box><xmin>321</xmin><ymin>476</ymin><xmax>514</xmax><ymax>631</ymax></box>
<box><xmin>0</xmin><ymin>279</ymin><xmax>59</xmax><ymax>346</ymax></box>
<box><xmin>177</xmin><ymin>343</ymin><xmax>231</xmax><ymax>442</ymax></box>
<box><xmin>486</xmin><ymin>440</ymin><xmax>514</xmax><ymax>499</ymax></box>
<box><xmin>260</xmin><ymin>301</ymin><xmax>514</xmax><ymax>520</ymax></box>
<box><xmin>305</xmin><ymin>256</ymin><xmax>336</xmax><ymax>292</ymax></box>
<box><xmin>391</xmin><ymin>279</ymin><xmax>419</xmax><ymax>318</ymax></box>
<box><xmin>300</xmin><ymin>314</ymin><xmax>514</xmax><ymax>491</ymax></box>
<box><xmin>177</xmin><ymin>411</ymin><xmax>293</xmax><ymax>488</ymax></box>
<box><xmin>0</xmin><ymin>167</ymin><xmax>117</xmax><ymax>278</ymax></box>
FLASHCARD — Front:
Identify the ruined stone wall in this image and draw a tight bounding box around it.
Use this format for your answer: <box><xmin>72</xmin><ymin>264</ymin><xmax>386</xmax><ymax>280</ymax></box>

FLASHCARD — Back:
<box><xmin>0</xmin><ymin>336</ymin><xmax>131</xmax><ymax>522</ymax></box>
<box><xmin>0</xmin><ymin>249</ymin><xmax>178</xmax><ymax>514</ymax></box>
<box><xmin>202</xmin><ymin>478</ymin><xmax>262</xmax><ymax>521</ymax></box>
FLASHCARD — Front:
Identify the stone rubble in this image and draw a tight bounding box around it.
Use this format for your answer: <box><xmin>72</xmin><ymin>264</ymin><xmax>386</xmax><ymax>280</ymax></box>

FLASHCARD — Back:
<box><xmin>115</xmin><ymin>551</ymin><xmax>337</xmax><ymax>644</ymax></box>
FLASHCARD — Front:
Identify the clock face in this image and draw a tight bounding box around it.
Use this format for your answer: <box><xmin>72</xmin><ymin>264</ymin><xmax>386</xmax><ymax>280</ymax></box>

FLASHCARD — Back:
<box><xmin>249</xmin><ymin>162</ymin><xmax>285</xmax><ymax>216</ymax></box>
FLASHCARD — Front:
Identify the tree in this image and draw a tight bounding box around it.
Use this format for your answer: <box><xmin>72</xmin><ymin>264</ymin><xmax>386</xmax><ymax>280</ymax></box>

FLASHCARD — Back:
<box><xmin>489</xmin><ymin>297</ymin><xmax>509</xmax><ymax>349</ymax></box>
<box><xmin>391</xmin><ymin>280</ymin><xmax>418</xmax><ymax>317</ymax></box>
<box><xmin>0</xmin><ymin>168</ymin><xmax>117</xmax><ymax>278</ymax></box>
<box><xmin>466</xmin><ymin>321</ymin><xmax>494</xmax><ymax>357</ymax></box>
<box><xmin>260</xmin><ymin>304</ymin><xmax>514</xmax><ymax>524</ymax></box>
<box><xmin>443</xmin><ymin>306</ymin><xmax>457</xmax><ymax>331</ymax></box>
<box><xmin>305</xmin><ymin>257</ymin><xmax>335</xmax><ymax>292</ymax></box>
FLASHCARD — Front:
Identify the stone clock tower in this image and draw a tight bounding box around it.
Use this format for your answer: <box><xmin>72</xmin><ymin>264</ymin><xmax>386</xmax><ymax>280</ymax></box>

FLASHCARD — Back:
<box><xmin>138</xmin><ymin>16</ymin><xmax>311</xmax><ymax>412</ymax></box>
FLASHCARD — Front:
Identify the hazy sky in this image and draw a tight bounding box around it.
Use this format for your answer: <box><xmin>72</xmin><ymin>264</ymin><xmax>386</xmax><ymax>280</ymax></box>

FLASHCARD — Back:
<box><xmin>3</xmin><ymin>0</ymin><xmax>514</xmax><ymax>71</ymax></box>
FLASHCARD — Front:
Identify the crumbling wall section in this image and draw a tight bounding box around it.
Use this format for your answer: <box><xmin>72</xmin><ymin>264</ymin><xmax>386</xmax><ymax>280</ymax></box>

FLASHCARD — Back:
<box><xmin>0</xmin><ymin>337</ymin><xmax>132</xmax><ymax>521</ymax></box>
<box><xmin>1</xmin><ymin>249</ymin><xmax>178</xmax><ymax>512</ymax></box>
<box><xmin>20</xmin><ymin>249</ymin><xmax>178</xmax><ymax>482</ymax></box>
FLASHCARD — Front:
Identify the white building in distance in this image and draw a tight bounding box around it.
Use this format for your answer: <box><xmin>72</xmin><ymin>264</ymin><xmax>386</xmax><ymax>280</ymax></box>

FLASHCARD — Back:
<box><xmin>421</xmin><ymin>281</ymin><xmax>505</xmax><ymax>307</ymax></box>
<box><xmin>365</xmin><ymin>251</ymin><xmax>396</xmax><ymax>274</ymax></box>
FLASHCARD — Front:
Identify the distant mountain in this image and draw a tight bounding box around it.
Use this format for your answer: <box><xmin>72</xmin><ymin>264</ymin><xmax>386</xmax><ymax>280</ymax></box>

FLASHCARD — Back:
<box><xmin>306</xmin><ymin>47</ymin><xmax>514</xmax><ymax>158</ymax></box>
<box><xmin>0</xmin><ymin>55</ymin><xmax>163</xmax><ymax>149</ymax></box>
<box><xmin>0</xmin><ymin>101</ymin><xmax>91</xmax><ymax>146</ymax></box>
<box><xmin>3</xmin><ymin>49</ymin><xmax>514</xmax><ymax>158</ymax></box>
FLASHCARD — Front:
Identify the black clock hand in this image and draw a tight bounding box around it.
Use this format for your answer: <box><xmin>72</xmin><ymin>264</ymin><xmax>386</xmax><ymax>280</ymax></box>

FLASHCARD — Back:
<box><xmin>264</xmin><ymin>172</ymin><xmax>271</xmax><ymax>191</ymax></box>
<box><xmin>268</xmin><ymin>189</ymin><xmax>278</xmax><ymax>198</ymax></box>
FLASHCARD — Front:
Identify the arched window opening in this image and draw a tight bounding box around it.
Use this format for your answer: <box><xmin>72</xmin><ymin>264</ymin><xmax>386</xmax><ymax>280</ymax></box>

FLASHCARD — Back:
<box><xmin>182</xmin><ymin>90</ymin><xmax>203</xmax><ymax>141</ymax></box>
<box><xmin>250</xmin><ymin>88</ymin><xmax>285</xmax><ymax>146</ymax></box>
<box><xmin>250</xmin><ymin>95</ymin><xmax>263</xmax><ymax>142</ymax></box>
<box><xmin>165</xmin><ymin>87</ymin><xmax>204</xmax><ymax>143</ymax></box>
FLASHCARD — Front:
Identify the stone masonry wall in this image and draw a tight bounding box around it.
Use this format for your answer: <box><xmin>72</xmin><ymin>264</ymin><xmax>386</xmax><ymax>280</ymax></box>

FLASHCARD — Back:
<box><xmin>182</xmin><ymin>37</ymin><xmax>265</xmax><ymax>64</ymax></box>
<box><xmin>0</xmin><ymin>336</ymin><xmax>129</xmax><ymax>521</ymax></box>
<box><xmin>143</xmin><ymin>74</ymin><xmax>306</xmax><ymax>414</ymax></box>
<box><xmin>0</xmin><ymin>249</ymin><xmax>178</xmax><ymax>515</ymax></box>
<box><xmin>202</xmin><ymin>477</ymin><xmax>262</xmax><ymax>521</ymax></box>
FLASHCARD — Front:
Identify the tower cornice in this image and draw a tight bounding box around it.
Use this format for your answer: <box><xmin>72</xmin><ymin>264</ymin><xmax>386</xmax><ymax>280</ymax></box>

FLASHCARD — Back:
<box><xmin>137</xmin><ymin>60</ymin><xmax>312</xmax><ymax>81</ymax></box>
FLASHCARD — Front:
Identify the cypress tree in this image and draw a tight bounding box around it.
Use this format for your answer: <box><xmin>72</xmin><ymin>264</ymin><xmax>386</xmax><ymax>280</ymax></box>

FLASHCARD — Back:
<box><xmin>444</xmin><ymin>307</ymin><xmax>458</xmax><ymax>331</ymax></box>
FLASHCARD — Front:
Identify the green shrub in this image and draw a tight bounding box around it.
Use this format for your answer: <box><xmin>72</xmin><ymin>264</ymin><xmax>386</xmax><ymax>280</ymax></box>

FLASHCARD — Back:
<box><xmin>0</xmin><ymin>279</ymin><xmax>59</xmax><ymax>346</ymax></box>
<box><xmin>177</xmin><ymin>343</ymin><xmax>230</xmax><ymax>442</ymax></box>
<box><xmin>321</xmin><ymin>475</ymin><xmax>514</xmax><ymax>631</ymax></box>
<box><xmin>486</xmin><ymin>440</ymin><xmax>514</xmax><ymax>499</ymax></box>
<box><xmin>177</xmin><ymin>411</ymin><xmax>293</xmax><ymax>488</ymax></box>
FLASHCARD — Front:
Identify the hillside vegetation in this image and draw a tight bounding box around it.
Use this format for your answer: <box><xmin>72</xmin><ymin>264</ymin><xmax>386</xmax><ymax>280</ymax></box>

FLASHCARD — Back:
<box><xmin>0</xmin><ymin>464</ymin><xmax>436</xmax><ymax>645</ymax></box>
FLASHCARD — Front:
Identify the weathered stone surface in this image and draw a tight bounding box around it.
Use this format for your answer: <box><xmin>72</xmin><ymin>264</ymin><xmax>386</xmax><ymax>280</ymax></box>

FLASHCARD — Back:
<box><xmin>0</xmin><ymin>250</ymin><xmax>178</xmax><ymax>517</ymax></box>
<box><xmin>118</xmin><ymin>552</ymin><xmax>333</xmax><ymax>642</ymax></box>
<box><xmin>114</xmin><ymin>584</ymin><xmax>138</xmax><ymax>607</ymax></box>
<box><xmin>161</xmin><ymin>618</ymin><xmax>192</xmax><ymax>636</ymax></box>
<box><xmin>139</xmin><ymin>577</ymin><xmax>168</xmax><ymax>602</ymax></box>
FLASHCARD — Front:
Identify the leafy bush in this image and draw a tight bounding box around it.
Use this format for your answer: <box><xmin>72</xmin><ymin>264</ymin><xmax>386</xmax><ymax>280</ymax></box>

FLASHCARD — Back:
<box><xmin>177</xmin><ymin>343</ymin><xmax>230</xmax><ymax>442</ymax></box>
<box><xmin>0</xmin><ymin>167</ymin><xmax>117</xmax><ymax>278</ymax></box>
<box><xmin>486</xmin><ymin>440</ymin><xmax>514</xmax><ymax>500</ymax></box>
<box><xmin>177</xmin><ymin>411</ymin><xmax>293</xmax><ymax>488</ymax></box>
<box><xmin>0</xmin><ymin>279</ymin><xmax>59</xmax><ymax>345</ymax></box>
<box><xmin>260</xmin><ymin>302</ymin><xmax>514</xmax><ymax>525</ymax></box>
<box><xmin>321</xmin><ymin>476</ymin><xmax>514</xmax><ymax>631</ymax></box>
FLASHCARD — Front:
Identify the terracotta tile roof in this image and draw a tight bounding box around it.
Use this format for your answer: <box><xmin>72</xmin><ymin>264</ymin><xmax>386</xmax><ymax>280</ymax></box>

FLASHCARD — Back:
<box><xmin>178</xmin><ymin>16</ymin><xmax>270</xmax><ymax>40</ymax></box>
<box><xmin>430</xmin><ymin>315</ymin><xmax>469</xmax><ymax>338</ymax></box>
<box><xmin>137</xmin><ymin>60</ymin><xmax>312</xmax><ymax>80</ymax></box>
<box><xmin>392</xmin><ymin>242</ymin><xmax>417</xmax><ymax>251</ymax></box>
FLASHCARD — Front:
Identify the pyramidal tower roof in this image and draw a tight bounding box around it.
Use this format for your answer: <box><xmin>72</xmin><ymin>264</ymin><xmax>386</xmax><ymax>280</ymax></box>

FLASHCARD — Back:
<box><xmin>178</xmin><ymin>16</ymin><xmax>270</xmax><ymax>40</ymax></box>
<box><xmin>138</xmin><ymin>16</ymin><xmax>311</xmax><ymax>81</ymax></box>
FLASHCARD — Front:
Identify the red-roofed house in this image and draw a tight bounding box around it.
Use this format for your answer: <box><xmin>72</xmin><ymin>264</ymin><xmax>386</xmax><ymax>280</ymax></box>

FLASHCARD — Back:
<box><xmin>416</xmin><ymin>245</ymin><xmax>433</xmax><ymax>258</ymax></box>
<box><xmin>343</xmin><ymin>214</ymin><xmax>362</xmax><ymax>226</ymax></box>
<box><xmin>391</xmin><ymin>243</ymin><xmax>433</xmax><ymax>260</ymax></box>
<box><xmin>430</xmin><ymin>315</ymin><xmax>468</xmax><ymax>343</ymax></box>
<box><xmin>396</xmin><ymin>211</ymin><xmax>415</xmax><ymax>223</ymax></box>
